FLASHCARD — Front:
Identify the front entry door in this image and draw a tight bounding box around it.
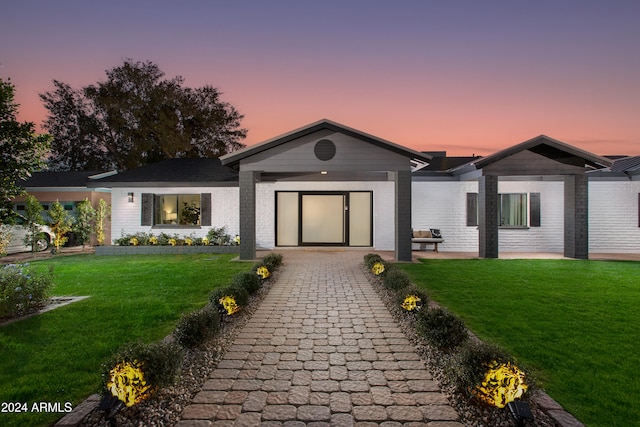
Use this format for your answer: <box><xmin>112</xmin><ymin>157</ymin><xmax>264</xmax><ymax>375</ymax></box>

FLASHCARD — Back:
<box><xmin>301</xmin><ymin>193</ymin><xmax>346</xmax><ymax>245</ymax></box>
<box><xmin>275</xmin><ymin>191</ymin><xmax>372</xmax><ymax>247</ymax></box>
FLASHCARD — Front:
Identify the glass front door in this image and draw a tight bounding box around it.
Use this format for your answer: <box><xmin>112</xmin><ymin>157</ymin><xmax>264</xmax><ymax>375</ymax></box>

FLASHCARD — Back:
<box><xmin>275</xmin><ymin>191</ymin><xmax>372</xmax><ymax>247</ymax></box>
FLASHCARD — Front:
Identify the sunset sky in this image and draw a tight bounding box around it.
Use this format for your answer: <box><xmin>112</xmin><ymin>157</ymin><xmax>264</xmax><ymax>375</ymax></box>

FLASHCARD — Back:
<box><xmin>1</xmin><ymin>0</ymin><xmax>639</xmax><ymax>156</ymax></box>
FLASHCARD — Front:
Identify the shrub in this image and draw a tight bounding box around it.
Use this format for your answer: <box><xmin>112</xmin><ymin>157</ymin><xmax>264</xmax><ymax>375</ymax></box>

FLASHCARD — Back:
<box><xmin>449</xmin><ymin>341</ymin><xmax>530</xmax><ymax>407</ymax></box>
<box><xmin>255</xmin><ymin>265</ymin><xmax>271</xmax><ymax>279</ymax></box>
<box><xmin>396</xmin><ymin>286</ymin><xmax>429</xmax><ymax>313</ymax></box>
<box><xmin>233</xmin><ymin>271</ymin><xmax>261</xmax><ymax>294</ymax></box>
<box><xmin>0</xmin><ymin>264</ymin><xmax>54</xmax><ymax>318</ymax></box>
<box><xmin>383</xmin><ymin>268</ymin><xmax>411</xmax><ymax>290</ymax></box>
<box><xmin>417</xmin><ymin>307</ymin><xmax>469</xmax><ymax>350</ymax></box>
<box><xmin>210</xmin><ymin>285</ymin><xmax>249</xmax><ymax>315</ymax></box>
<box><xmin>207</xmin><ymin>226</ymin><xmax>231</xmax><ymax>245</ymax></box>
<box><xmin>261</xmin><ymin>252</ymin><xmax>283</xmax><ymax>270</ymax></box>
<box><xmin>101</xmin><ymin>340</ymin><xmax>183</xmax><ymax>404</ymax></box>
<box><xmin>173</xmin><ymin>305</ymin><xmax>221</xmax><ymax>349</ymax></box>
<box><xmin>364</xmin><ymin>253</ymin><xmax>383</xmax><ymax>269</ymax></box>
<box><xmin>0</xmin><ymin>225</ymin><xmax>13</xmax><ymax>257</ymax></box>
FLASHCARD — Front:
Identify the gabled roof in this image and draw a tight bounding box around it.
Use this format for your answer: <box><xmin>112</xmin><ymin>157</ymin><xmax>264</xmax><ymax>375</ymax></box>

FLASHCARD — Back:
<box><xmin>220</xmin><ymin>118</ymin><xmax>432</xmax><ymax>167</ymax></box>
<box><xmin>610</xmin><ymin>156</ymin><xmax>640</xmax><ymax>173</ymax></box>
<box><xmin>413</xmin><ymin>155</ymin><xmax>482</xmax><ymax>175</ymax></box>
<box><xmin>18</xmin><ymin>170</ymin><xmax>115</xmax><ymax>188</ymax></box>
<box><xmin>452</xmin><ymin>135</ymin><xmax>613</xmax><ymax>173</ymax></box>
<box><xmin>90</xmin><ymin>158</ymin><xmax>238</xmax><ymax>187</ymax></box>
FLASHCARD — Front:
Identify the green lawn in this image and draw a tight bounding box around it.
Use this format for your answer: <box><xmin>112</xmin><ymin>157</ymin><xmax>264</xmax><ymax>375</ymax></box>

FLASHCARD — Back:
<box><xmin>0</xmin><ymin>253</ymin><xmax>250</xmax><ymax>427</ymax></box>
<box><xmin>398</xmin><ymin>259</ymin><xmax>640</xmax><ymax>427</ymax></box>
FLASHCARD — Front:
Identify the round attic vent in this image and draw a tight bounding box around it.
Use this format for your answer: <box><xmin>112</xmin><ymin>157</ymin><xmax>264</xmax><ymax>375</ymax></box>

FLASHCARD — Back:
<box><xmin>314</xmin><ymin>139</ymin><xmax>336</xmax><ymax>161</ymax></box>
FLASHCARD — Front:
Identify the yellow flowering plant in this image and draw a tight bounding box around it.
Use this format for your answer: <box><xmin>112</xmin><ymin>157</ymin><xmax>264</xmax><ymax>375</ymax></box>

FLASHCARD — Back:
<box><xmin>107</xmin><ymin>360</ymin><xmax>153</xmax><ymax>407</ymax></box>
<box><xmin>149</xmin><ymin>236</ymin><xmax>158</xmax><ymax>245</ymax></box>
<box><xmin>256</xmin><ymin>265</ymin><xmax>270</xmax><ymax>279</ymax></box>
<box><xmin>401</xmin><ymin>294</ymin><xmax>423</xmax><ymax>312</ymax></box>
<box><xmin>219</xmin><ymin>295</ymin><xmax>240</xmax><ymax>315</ymax></box>
<box><xmin>371</xmin><ymin>262</ymin><xmax>385</xmax><ymax>276</ymax></box>
<box><xmin>202</xmin><ymin>237</ymin><xmax>210</xmax><ymax>246</ymax></box>
<box><xmin>472</xmin><ymin>361</ymin><xmax>528</xmax><ymax>408</ymax></box>
<box><xmin>168</xmin><ymin>238</ymin><xmax>177</xmax><ymax>246</ymax></box>
<box><xmin>184</xmin><ymin>237</ymin><xmax>193</xmax><ymax>246</ymax></box>
<box><xmin>129</xmin><ymin>237</ymin><xmax>139</xmax><ymax>246</ymax></box>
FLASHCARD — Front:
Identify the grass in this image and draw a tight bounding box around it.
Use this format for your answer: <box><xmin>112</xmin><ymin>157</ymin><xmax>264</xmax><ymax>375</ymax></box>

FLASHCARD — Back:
<box><xmin>0</xmin><ymin>253</ymin><xmax>250</xmax><ymax>427</ymax></box>
<box><xmin>398</xmin><ymin>259</ymin><xmax>640</xmax><ymax>427</ymax></box>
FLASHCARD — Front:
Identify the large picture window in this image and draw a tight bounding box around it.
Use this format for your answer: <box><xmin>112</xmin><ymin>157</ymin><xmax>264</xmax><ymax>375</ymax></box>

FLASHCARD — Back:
<box><xmin>467</xmin><ymin>192</ymin><xmax>540</xmax><ymax>228</ymax></box>
<box><xmin>155</xmin><ymin>194</ymin><xmax>201</xmax><ymax>225</ymax></box>
<box><xmin>141</xmin><ymin>193</ymin><xmax>211</xmax><ymax>227</ymax></box>
<box><xmin>500</xmin><ymin>193</ymin><xmax>527</xmax><ymax>227</ymax></box>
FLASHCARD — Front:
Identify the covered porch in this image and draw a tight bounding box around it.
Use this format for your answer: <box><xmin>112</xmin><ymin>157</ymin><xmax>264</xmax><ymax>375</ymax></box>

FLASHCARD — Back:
<box><xmin>220</xmin><ymin>119</ymin><xmax>431</xmax><ymax>261</ymax></box>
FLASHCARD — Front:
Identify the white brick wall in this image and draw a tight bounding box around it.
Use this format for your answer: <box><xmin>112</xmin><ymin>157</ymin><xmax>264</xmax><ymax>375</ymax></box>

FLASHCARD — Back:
<box><xmin>110</xmin><ymin>178</ymin><xmax>640</xmax><ymax>254</ymax></box>
<box><xmin>412</xmin><ymin>181</ymin><xmax>478</xmax><ymax>252</ymax></box>
<box><xmin>589</xmin><ymin>180</ymin><xmax>640</xmax><ymax>253</ymax></box>
<box><xmin>412</xmin><ymin>180</ymin><xmax>565</xmax><ymax>253</ymax></box>
<box><xmin>497</xmin><ymin>181</ymin><xmax>564</xmax><ymax>253</ymax></box>
<box><xmin>110</xmin><ymin>187</ymin><xmax>239</xmax><ymax>242</ymax></box>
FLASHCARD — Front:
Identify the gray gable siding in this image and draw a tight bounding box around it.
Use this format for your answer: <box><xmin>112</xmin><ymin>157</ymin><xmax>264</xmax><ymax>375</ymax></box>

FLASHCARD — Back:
<box><xmin>239</xmin><ymin>131</ymin><xmax>411</xmax><ymax>172</ymax></box>
<box><xmin>482</xmin><ymin>150</ymin><xmax>587</xmax><ymax>177</ymax></box>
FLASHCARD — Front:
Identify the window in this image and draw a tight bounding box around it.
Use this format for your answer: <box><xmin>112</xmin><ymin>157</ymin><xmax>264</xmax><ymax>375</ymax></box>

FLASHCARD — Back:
<box><xmin>467</xmin><ymin>192</ymin><xmax>540</xmax><ymax>228</ymax></box>
<box><xmin>155</xmin><ymin>194</ymin><xmax>201</xmax><ymax>225</ymax></box>
<box><xmin>500</xmin><ymin>194</ymin><xmax>527</xmax><ymax>227</ymax></box>
<box><xmin>466</xmin><ymin>193</ymin><xmax>478</xmax><ymax>226</ymax></box>
<box><xmin>141</xmin><ymin>193</ymin><xmax>211</xmax><ymax>227</ymax></box>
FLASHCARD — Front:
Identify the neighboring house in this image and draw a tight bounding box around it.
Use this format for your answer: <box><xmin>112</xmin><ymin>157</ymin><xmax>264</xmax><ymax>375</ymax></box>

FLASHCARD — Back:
<box><xmin>90</xmin><ymin>119</ymin><xmax>640</xmax><ymax>260</ymax></box>
<box><xmin>13</xmin><ymin>171</ymin><xmax>114</xmax><ymax>245</ymax></box>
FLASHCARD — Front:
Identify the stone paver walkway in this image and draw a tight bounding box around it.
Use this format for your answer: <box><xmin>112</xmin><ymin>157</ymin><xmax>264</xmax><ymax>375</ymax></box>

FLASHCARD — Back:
<box><xmin>177</xmin><ymin>250</ymin><xmax>464</xmax><ymax>426</ymax></box>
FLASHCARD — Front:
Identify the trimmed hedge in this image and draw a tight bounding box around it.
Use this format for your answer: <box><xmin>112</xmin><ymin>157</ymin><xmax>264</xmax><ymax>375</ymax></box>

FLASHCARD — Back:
<box><xmin>417</xmin><ymin>306</ymin><xmax>469</xmax><ymax>350</ymax></box>
<box><xmin>101</xmin><ymin>340</ymin><xmax>183</xmax><ymax>393</ymax></box>
<box><xmin>173</xmin><ymin>305</ymin><xmax>220</xmax><ymax>349</ymax></box>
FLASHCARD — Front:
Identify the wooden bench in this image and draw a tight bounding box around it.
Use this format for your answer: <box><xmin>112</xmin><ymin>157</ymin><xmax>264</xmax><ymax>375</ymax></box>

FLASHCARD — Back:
<box><xmin>412</xmin><ymin>230</ymin><xmax>444</xmax><ymax>252</ymax></box>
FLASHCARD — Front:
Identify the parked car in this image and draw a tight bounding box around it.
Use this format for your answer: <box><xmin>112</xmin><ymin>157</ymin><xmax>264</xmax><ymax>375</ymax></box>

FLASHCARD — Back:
<box><xmin>1</xmin><ymin>216</ymin><xmax>55</xmax><ymax>254</ymax></box>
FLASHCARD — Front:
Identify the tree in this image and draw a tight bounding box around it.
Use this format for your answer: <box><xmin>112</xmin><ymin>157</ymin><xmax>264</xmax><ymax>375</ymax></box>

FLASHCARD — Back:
<box><xmin>0</xmin><ymin>78</ymin><xmax>51</xmax><ymax>222</ymax></box>
<box><xmin>49</xmin><ymin>200</ymin><xmax>74</xmax><ymax>253</ymax></box>
<box><xmin>23</xmin><ymin>194</ymin><xmax>44</xmax><ymax>253</ymax></box>
<box><xmin>94</xmin><ymin>198</ymin><xmax>111</xmax><ymax>246</ymax></box>
<box><xmin>40</xmin><ymin>59</ymin><xmax>247</xmax><ymax>171</ymax></box>
<box><xmin>73</xmin><ymin>198</ymin><xmax>95</xmax><ymax>250</ymax></box>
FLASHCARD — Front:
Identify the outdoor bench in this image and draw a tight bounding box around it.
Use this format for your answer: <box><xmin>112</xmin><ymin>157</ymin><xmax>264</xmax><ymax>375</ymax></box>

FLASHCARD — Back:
<box><xmin>412</xmin><ymin>229</ymin><xmax>444</xmax><ymax>252</ymax></box>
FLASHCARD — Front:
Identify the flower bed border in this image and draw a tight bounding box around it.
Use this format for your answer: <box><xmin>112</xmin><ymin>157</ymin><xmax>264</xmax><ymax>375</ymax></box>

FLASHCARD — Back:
<box><xmin>363</xmin><ymin>258</ymin><xmax>583</xmax><ymax>427</ymax></box>
<box><xmin>96</xmin><ymin>245</ymin><xmax>239</xmax><ymax>256</ymax></box>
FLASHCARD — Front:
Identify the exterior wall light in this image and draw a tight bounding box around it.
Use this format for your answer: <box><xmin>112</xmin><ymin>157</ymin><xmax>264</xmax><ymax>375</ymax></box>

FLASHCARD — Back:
<box><xmin>320</xmin><ymin>171</ymin><xmax>328</xmax><ymax>175</ymax></box>
<box><xmin>128</xmin><ymin>192</ymin><xmax>134</xmax><ymax>203</ymax></box>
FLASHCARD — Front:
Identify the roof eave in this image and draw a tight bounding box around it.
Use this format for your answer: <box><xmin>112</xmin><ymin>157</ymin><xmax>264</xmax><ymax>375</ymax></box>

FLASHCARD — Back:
<box><xmin>472</xmin><ymin>135</ymin><xmax>613</xmax><ymax>170</ymax></box>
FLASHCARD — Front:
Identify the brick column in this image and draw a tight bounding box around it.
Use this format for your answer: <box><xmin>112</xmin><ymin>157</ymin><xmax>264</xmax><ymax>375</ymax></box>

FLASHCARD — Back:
<box><xmin>394</xmin><ymin>170</ymin><xmax>412</xmax><ymax>262</ymax></box>
<box><xmin>564</xmin><ymin>174</ymin><xmax>589</xmax><ymax>259</ymax></box>
<box><xmin>239</xmin><ymin>170</ymin><xmax>260</xmax><ymax>261</ymax></box>
<box><xmin>478</xmin><ymin>175</ymin><xmax>499</xmax><ymax>258</ymax></box>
